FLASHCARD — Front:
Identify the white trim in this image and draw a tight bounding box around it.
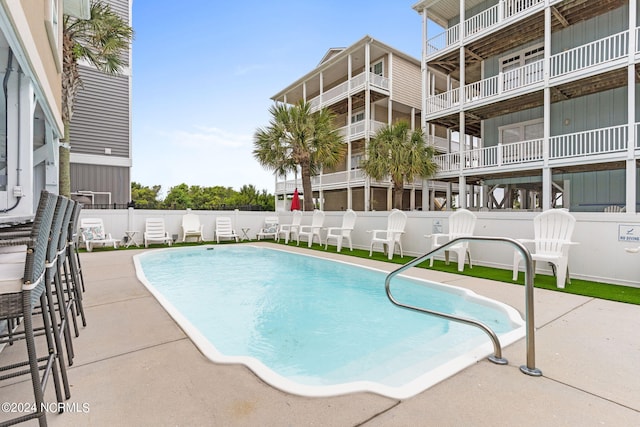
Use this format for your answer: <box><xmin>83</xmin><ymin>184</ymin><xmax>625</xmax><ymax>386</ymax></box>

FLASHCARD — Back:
<box><xmin>0</xmin><ymin>1</ymin><xmax>64</xmax><ymax>135</ymax></box>
<box><xmin>44</xmin><ymin>0</ymin><xmax>61</xmax><ymax>73</ymax></box>
<box><xmin>70</xmin><ymin>153</ymin><xmax>132</xmax><ymax>167</ymax></box>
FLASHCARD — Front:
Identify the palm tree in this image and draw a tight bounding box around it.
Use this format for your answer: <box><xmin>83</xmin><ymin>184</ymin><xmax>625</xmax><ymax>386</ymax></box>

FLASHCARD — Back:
<box><xmin>60</xmin><ymin>1</ymin><xmax>133</xmax><ymax>196</ymax></box>
<box><xmin>253</xmin><ymin>100</ymin><xmax>345</xmax><ymax>211</ymax></box>
<box><xmin>362</xmin><ymin>121</ymin><xmax>438</xmax><ymax>210</ymax></box>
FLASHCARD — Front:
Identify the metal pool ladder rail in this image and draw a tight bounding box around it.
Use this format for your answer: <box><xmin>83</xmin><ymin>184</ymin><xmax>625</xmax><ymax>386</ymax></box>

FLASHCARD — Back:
<box><xmin>384</xmin><ymin>236</ymin><xmax>542</xmax><ymax>376</ymax></box>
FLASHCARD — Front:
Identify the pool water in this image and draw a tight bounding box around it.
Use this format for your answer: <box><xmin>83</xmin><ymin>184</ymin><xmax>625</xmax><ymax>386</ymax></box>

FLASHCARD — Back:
<box><xmin>134</xmin><ymin>246</ymin><xmax>525</xmax><ymax>399</ymax></box>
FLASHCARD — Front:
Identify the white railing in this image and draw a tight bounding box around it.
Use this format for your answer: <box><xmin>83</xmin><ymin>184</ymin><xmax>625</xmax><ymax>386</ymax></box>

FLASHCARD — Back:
<box><xmin>550</xmin><ymin>30</ymin><xmax>629</xmax><ymax>78</ymax></box>
<box><xmin>426</xmin><ymin>135</ymin><xmax>451</xmax><ymax>151</ymax></box>
<box><xmin>550</xmin><ymin>124</ymin><xmax>628</xmax><ymax>159</ymax></box>
<box><xmin>464</xmin><ymin>75</ymin><xmax>500</xmax><ymax>102</ymax></box>
<box><xmin>636</xmin><ymin>27</ymin><xmax>640</xmax><ymax>54</ymax></box>
<box><xmin>370</xmin><ymin>72</ymin><xmax>390</xmax><ymax>90</ymax></box>
<box><xmin>338</xmin><ymin>120</ymin><xmax>387</xmax><ymax>141</ymax></box>
<box><xmin>351</xmin><ymin>72</ymin><xmax>366</xmax><ymax>89</ymax></box>
<box><xmin>502</xmin><ymin>139</ymin><xmax>543</xmax><ymax>164</ymax></box>
<box><xmin>308</xmin><ymin>71</ymin><xmax>386</xmax><ymax>111</ymax></box>
<box><xmin>465</xmin><ymin>3</ymin><xmax>499</xmax><ymax>37</ymax></box>
<box><xmin>426</xmin><ymin>88</ymin><xmax>460</xmax><ymax>114</ymax></box>
<box><xmin>311</xmin><ymin>171</ymin><xmax>349</xmax><ymax>186</ymax></box>
<box><xmin>321</xmin><ymin>80</ymin><xmax>349</xmax><ymax>105</ymax></box>
<box><xmin>310</xmin><ymin>169</ymin><xmax>369</xmax><ymax>187</ymax></box>
<box><xmin>426</xmin><ymin>24</ymin><xmax>460</xmax><ymax>57</ymax></box>
<box><xmin>433</xmin><ymin>125</ymin><xmax>631</xmax><ymax>175</ymax></box>
<box><xmin>431</xmin><ymin>59</ymin><xmax>543</xmax><ymax>115</ymax></box>
<box><xmin>434</xmin><ymin>152</ymin><xmax>460</xmax><ymax>173</ymax></box>
<box><xmin>427</xmin><ymin>0</ymin><xmax>543</xmax><ymax>57</ymax></box>
<box><xmin>502</xmin><ymin>59</ymin><xmax>544</xmax><ymax>90</ymax></box>
<box><xmin>503</xmin><ymin>0</ymin><xmax>543</xmax><ymax>19</ymax></box>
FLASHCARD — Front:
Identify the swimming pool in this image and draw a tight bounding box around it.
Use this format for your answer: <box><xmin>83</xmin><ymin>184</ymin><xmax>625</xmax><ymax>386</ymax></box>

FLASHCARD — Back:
<box><xmin>134</xmin><ymin>245</ymin><xmax>525</xmax><ymax>399</ymax></box>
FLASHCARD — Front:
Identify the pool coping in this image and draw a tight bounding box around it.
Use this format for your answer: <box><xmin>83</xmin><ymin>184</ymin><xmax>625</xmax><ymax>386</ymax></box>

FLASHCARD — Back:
<box><xmin>133</xmin><ymin>244</ymin><xmax>527</xmax><ymax>400</ymax></box>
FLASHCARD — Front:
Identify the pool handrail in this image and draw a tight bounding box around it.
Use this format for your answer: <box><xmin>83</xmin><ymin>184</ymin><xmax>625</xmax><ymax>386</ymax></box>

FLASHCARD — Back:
<box><xmin>384</xmin><ymin>235</ymin><xmax>542</xmax><ymax>377</ymax></box>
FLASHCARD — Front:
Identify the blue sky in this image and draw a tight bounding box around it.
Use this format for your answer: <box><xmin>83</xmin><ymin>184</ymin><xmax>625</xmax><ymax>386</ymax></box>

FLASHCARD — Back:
<box><xmin>131</xmin><ymin>1</ymin><xmax>424</xmax><ymax>196</ymax></box>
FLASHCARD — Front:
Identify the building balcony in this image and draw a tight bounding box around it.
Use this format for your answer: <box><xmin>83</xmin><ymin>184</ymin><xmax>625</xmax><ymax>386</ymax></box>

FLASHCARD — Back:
<box><xmin>433</xmin><ymin>123</ymin><xmax>635</xmax><ymax>178</ymax></box>
<box><xmin>426</xmin><ymin>29</ymin><xmax>633</xmax><ymax>118</ymax></box>
<box><xmin>425</xmin><ymin>0</ymin><xmax>545</xmax><ymax>58</ymax></box>
<box><xmin>308</xmin><ymin>71</ymin><xmax>390</xmax><ymax>112</ymax></box>
<box><xmin>336</xmin><ymin>120</ymin><xmax>387</xmax><ymax>141</ymax></box>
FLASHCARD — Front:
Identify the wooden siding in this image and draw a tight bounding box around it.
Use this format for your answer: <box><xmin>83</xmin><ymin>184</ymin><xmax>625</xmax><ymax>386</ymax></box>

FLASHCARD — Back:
<box><xmin>70</xmin><ymin>163</ymin><xmax>131</xmax><ymax>205</ymax></box>
<box><xmin>391</xmin><ymin>56</ymin><xmax>421</xmax><ymax>109</ymax></box>
<box><xmin>69</xmin><ymin>66</ymin><xmax>130</xmax><ymax>157</ymax></box>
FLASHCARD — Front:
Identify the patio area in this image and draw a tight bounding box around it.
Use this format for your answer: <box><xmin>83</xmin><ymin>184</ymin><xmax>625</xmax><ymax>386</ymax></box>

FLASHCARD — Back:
<box><xmin>1</xmin><ymin>242</ymin><xmax>639</xmax><ymax>426</ymax></box>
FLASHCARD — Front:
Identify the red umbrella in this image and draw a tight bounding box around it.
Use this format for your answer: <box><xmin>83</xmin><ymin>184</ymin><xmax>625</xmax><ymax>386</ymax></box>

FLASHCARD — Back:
<box><xmin>290</xmin><ymin>188</ymin><xmax>301</xmax><ymax>211</ymax></box>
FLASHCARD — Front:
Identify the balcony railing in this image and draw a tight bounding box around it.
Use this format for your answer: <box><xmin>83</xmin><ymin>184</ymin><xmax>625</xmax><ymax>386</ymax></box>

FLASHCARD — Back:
<box><xmin>308</xmin><ymin>71</ymin><xmax>390</xmax><ymax>112</ymax></box>
<box><xmin>549</xmin><ymin>124</ymin><xmax>628</xmax><ymax>159</ymax></box>
<box><xmin>426</xmin><ymin>0</ymin><xmax>543</xmax><ymax>58</ymax></box>
<box><xmin>550</xmin><ymin>30</ymin><xmax>629</xmax><ymax>78</ymax></box>
<box><xmin>427</xmin><ymin>29</ymin><xmax>632</xmax><ymax>117</ymax></box>
<box><xmin>428</xmin><ymin>59</ymin><xmax>543</xmax><ymax>115</ymax></box>
<box><xmin>337</xmin><ymin>120</ymin><xmax>387</xmax><ymax>141</ymax></box>
<box><xmin>434</xmin><ymin>124</ymin><xmax>633</xmax><ymax>175</ymax></box>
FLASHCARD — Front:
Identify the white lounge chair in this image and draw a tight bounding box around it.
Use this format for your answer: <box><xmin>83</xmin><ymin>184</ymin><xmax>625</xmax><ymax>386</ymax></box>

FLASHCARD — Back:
<box><xmin>369</xmin><ymin>209</ymin><xmax>407</xmax><ymax>260</ymax></box>
<box><xmin>426</xmin><ymin>209</ymin><xmax>477</xmax><ymax>272</ymax></box>
<box><xmin>256</xmin><ymin>217</ymin><xmax>279</xmax><ymax>241</ymax></box>
<box><xmin>215</xmin><ymin>217</ymin><xmax>239</xmax><ymax>243</ymax></box>
<box><xmin>144</xmin><ymin>218</ymin><xmax>172</xmax><ymax>247</ymax></box>
<box><xmin>181</xmin><ymin>211</ymin><xmax>203</xmax><ymax>242</ymax></box>
<box><xmin>278</xmin><ymin>210</ymin><xmax>302</xmax><ymax>244</ymax></box>
<box><xmin>79</xmin><ymin>218</ymin><xmax>119</xmax><ymax>252</ymax></box>
<box><xmin>512</xmin><ymin>209</ymin><xmax>578</xmax><ymax>288</ymax></box>
<box><xmin>297</xmin><ymin>210</ymin><xmax>325</xmax><ymax>247</ymax></box>
<box><xmin>325</xmin><ymin>209</ymin><xmax>357</xmax><ymax>252</ymax></box>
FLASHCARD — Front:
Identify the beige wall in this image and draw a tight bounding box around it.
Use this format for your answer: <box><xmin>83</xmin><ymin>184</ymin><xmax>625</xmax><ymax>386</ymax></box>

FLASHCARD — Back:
<box><xmin>391</xmin><ymin>55</ymin><xmax>421</xmax><ymax>110</ymax></box>
<box><xmin>14</xmin><ymin>0</ymin><xmax>63</xmax><ymax>125</ymax></box>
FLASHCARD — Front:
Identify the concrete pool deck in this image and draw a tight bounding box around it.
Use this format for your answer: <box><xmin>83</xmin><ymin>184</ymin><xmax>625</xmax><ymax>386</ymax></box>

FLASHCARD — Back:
<box><xmin>1</xmin><ymin>242</ymin><xmax>639</xmax><ymax>426</ymax></box>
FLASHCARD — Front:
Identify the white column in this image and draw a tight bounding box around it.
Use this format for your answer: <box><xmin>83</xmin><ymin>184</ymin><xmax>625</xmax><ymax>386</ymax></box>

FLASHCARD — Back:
<box><xmin>542</xmin><ymin>4</ymin><xmax>552</xmax><ymax>210</ymax></box>
<box><xmin>626</xmin><ymin>0</ymin><xmax>637</xmax><ymax>213</ymax></box>
<box><xmin>13</xmin><ymin>75</ymin><xmax>35</xmax><ymax>213</ymax></box>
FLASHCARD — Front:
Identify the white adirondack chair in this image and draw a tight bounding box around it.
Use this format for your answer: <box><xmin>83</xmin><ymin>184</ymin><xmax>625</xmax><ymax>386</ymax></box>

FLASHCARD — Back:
<box><xmin>426</xmin><ymin>209</ymin><xmax>477</xmax><ymax>272</ymax></box>
<box><xmin>278</xmin><ymin>210</ymin><xmax>302</xmax><ymax>244</ymax></box>
<box><xmin>181</xmin><ymin>212</ymin><xmax>203</xmax><ymax>242</ymax></box>
<box><xmin>512</xmin><ymin>209</ymin><xmax>577</xmax><ymax>288</ymax></box>
<box><xmin>297</xmin><ymin>210</ymin><xmax>325</xmax><ymax>247</ymax></box>
<box><xmin>369</xmin><ymin>209</ymin><xmax>407</xmax><ymax>260</ymax></box>
<box><xmin>325</xmin><ymin>209</ymin><xmax>357</xmax><ymax>252</ymax></box>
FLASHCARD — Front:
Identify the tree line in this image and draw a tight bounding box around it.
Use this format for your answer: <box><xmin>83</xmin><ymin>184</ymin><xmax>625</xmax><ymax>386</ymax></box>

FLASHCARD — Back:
<box><xmin>131</xmin><ymin>182</ymin><xmax>275</xmax><ymax>211</ymax></box>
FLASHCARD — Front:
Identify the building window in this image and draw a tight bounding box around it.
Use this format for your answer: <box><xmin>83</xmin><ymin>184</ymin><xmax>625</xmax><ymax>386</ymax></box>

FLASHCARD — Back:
<box><xmin>351</xmin><ymin>111</ymin><xmax>365</xmax><ymax>123</ymax></box>
<box><xmin>45</xmin><ymin>0</ymin><xmax>61</xmax><ymax>68</ymax></box>
<box><xmin>499</xmin><ymin>119</ymin><xmax>543</xmax><ymax>144</ymax></box>
<box><xmin>351</xmin><ymin>153</ymin><xmax>364</xmax><ymax>169</ymax></box>
<box><xmin>499</xmin><ymin>44</ymin><xmax>543</xmax><ymax>91</ymax></box>
<box><xmin>370</xmin><ymin>60</ymin><xmax>383</xmax><ymax>76</ymax></box>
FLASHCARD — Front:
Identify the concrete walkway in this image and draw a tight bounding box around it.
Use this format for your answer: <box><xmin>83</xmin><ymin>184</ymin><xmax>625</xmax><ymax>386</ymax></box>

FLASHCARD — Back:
<box><xmin>1</xmin><ymin>243</ymin><xmax>639</xmax><ymax>426</ymax></box>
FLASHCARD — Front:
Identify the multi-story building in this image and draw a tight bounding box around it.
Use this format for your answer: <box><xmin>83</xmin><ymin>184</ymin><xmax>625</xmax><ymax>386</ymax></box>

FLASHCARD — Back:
<box><xmin>272</xmin><ymin>36</ymin><xmax>450</xmax><ymax>211</ymax></box>
<box><xmin>69</xmin><ymin>0</ymin><xmax>132</xmax><ymax>207</ymax></box>
<box><xmin>413</xmin><ymin>0</ymin><xmax>638</xmax><ymax>213</ymax></box>
<box><xmin>0</xmin><ymin>1</ymin><xmax>89</xmax><ymax>218</ymax></box>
